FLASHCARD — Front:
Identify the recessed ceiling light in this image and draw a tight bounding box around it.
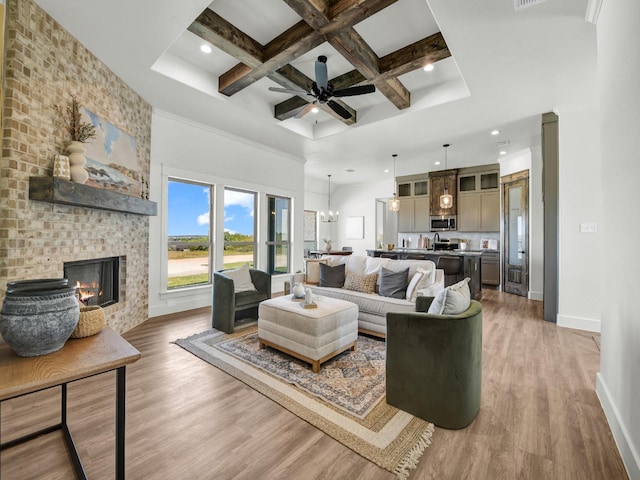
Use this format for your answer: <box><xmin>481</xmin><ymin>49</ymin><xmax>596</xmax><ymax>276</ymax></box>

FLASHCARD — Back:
<box><xmin>499</xmin><ymin>151</ymin><xmax>507</xmax><ymax>155</ymax></box>
<box><xmin>434</xmin><ymin>161</ymin><xmax>441</xmax><ymax>166</ymax></box>
<box><xmin>491</xmin><ymin>129</ymin><xmax>500</xmax><ymax>136</ymax></box>
<box><xmin>200</xmin><ymin>44</ymin><xmax>212</xmax><ymax>54</ymax></box>
<box><xmin>311</xmin><ymin>106</ymin><xmax>319</xmax><ymax>113</ymax></box>
<box><xmin>423</xmin><ymin>63</ymin><xmax>434</xmax><ymax>72</ymax></box>
<box><xmin>383</xmin><ymin>169</ymin><xmax>389</xmax><ymax>173</ymax></box>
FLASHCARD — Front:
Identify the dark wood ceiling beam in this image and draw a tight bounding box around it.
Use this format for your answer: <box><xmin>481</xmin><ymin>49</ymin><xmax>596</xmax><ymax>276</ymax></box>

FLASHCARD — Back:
<box><xmin>378</xmin><ymin>32</ymin><xmax>451</xmax><ymax>79</ymax></box>
<box><xmin>329</xmin><ymin>29</ymin><xmax>410</xmax><ymax>109</ymax></box>
<box><xmin>327</xmin><ymin>0</ymin><xmax>398</xmax><ymax>30</ymax></box>
<box><xmin>219</xmin><ymin>21</ymin><xmax>322</xmax><ymax>96</ymax></box>
<box><xmin>187</xmin><ymin>9</ymin><xmax>263</xmax><ymax>66</ymax></box>
<box><xmin>275</xmin><ymin>96</ymin><xmax>312</xmax><ymax>120</ymax></box>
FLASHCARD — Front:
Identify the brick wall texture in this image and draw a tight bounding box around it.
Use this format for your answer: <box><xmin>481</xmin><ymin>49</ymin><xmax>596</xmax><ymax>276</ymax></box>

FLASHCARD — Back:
<box><xmin>0</xmin><ymin>0</ymin><xmax>152</xmax><ymax>333</ymax></box>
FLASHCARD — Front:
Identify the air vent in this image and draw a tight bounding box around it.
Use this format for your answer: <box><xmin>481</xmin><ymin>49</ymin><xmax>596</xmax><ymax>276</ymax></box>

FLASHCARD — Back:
<box><xmin>495</xmin><ymin>140</ymin><xmax>511</xmax><ymax>148</ymax></box>
<box><xmin>514</xmin><ymin>0</ymin><xmax>546</xmax><ymax>11</ymax></box>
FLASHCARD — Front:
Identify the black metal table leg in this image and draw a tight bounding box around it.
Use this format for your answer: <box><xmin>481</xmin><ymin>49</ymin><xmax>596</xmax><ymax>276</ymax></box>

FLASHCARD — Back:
<box><xmin>116</xmin><ymin>366</ymin><xmax>126</xmax><ymax>480</ymax></box>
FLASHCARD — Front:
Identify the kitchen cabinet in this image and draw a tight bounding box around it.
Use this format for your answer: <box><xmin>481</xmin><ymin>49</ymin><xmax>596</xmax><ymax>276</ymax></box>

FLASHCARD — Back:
<box><xmin>397</xmin><ymin>174</ymin><xmax>429</xmax><ymax>198</ymax></box>
<box><xmin>429</xmin><ymin>170</ymin><xmax>457</xmax><ymax>216</ymax></box>
<box><xmin>458</xmin><ymin>191</ymin><xmax>500</xmax><ymax>232</ymax></box>
<box><xmin>398</xmin><ymin>197</ymin><xmax>429</xmax><ymax>232</ymax></box>
<box><xmin>481</xmin><ymin>251</ymin><xmax>500</xmax><ymax>285</ymax></box>
<box><xmin>457</xmin><ymin>165</ymin><xmax>500</xmax><ymax>232</ymax></box>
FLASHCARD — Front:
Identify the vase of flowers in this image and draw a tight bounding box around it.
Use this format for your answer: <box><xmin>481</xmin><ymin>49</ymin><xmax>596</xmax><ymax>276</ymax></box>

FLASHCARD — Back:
<box><xmin>59</xmin><ymin>94</ymin><xmax>96</xmax><ymax>184</ymax></box>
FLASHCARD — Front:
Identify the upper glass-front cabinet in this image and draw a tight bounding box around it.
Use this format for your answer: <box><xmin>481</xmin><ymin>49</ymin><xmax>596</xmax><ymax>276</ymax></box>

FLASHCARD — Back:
<box><xmin>459</xmin><ymin>171</ymin><xmax>499</xmax><ymax>193</ymax></box>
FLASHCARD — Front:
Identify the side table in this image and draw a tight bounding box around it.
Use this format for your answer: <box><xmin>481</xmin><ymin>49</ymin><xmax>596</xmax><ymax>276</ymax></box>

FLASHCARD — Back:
<box><xmin>0</xmin><ymin>326</ymin><xmax>141</xmax><ymax>479</ymax></box>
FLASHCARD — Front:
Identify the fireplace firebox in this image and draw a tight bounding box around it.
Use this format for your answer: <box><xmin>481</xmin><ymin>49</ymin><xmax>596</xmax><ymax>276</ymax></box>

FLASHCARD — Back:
<box><xmin>64</xmin><ymin>257</ymin><xmax>119</xmax><ymax>307</ymax></box>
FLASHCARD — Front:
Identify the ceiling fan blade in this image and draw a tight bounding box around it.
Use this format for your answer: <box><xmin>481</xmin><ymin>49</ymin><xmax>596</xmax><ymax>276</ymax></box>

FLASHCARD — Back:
<box><xmin>315</xmin><ymin>56</ymin><xmax>328</xmax><ymax>92</ymax></box>
<box><xmin>269</xmin><ymin>87</ymin><xmax>309</xmax><ymax>96</ymax></box>
<box><xmin>295</xmin><ymin>103</ymin><xmax>316</xmax><ymax>119</ymax></box>
<box><xmin>332</xmin><ymin>84</ymin><xmax>376</xmax><ymax>97</ymax></box>
<box><xmin>327</xmin><ymin>100</ymin><xmax>352</xmax><ymax>119</ymax></box>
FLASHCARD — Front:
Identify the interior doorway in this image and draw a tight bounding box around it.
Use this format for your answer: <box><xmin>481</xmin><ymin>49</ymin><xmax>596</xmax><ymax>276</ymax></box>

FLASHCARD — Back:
<box><xmin>502</xmin><ymin>171</ymin><xmax>529</xmax><ymax>297</ymax></box>
<box><xmin>375</xmin><ymin>198</ymin><xmax>398</xmax><ymax>249</ymax></box>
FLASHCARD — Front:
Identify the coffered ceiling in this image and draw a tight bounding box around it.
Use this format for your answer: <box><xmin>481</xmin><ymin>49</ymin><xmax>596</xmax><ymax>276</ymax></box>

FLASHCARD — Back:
<box><xmin>34</xmin><ymin>0</ymin><xmax>598</xmax><ymax>188</ymax></box>
<box><xmin>158</xmin><ymin>0</ymin><xmax>466</xmax><ymax>139</ymax></box>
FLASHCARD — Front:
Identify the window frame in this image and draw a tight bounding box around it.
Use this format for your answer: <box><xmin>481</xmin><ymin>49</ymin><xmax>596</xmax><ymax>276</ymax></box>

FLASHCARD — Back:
<box><xmin>223</xmin><ymin>187</ymin><xmax>257</xmax><ymax>270</ymax></box>
<box><xmin>266</xmin><ymin>194</ymin><xmax>292</xmax><ymax>275</ymax></box>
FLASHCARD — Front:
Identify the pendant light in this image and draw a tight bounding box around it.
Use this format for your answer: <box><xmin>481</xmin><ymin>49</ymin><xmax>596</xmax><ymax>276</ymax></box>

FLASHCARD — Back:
<box><xmin>389</xmin><ymin>154</ymin><xmax>400</xmax><ymax>212</ymax></box>
<box><xmin>320</xmin><ymin>174</ymin><xmax>338</xmax><ymax>222</ymax></box>
<box><xmin>439</xmin><ymin>144</ymin><xmax>453</xmax><ymax>209</ymax></box>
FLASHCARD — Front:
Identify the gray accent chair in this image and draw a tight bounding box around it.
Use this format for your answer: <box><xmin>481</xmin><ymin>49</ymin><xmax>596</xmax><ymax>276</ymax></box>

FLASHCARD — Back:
<box><xmin>212</xmin><ymin>269</ymin><xmax>271</xmax><ymax>333</ymax></box>
<box><xmin>386</xmin><ymin>296</ymin><xmax>482</xmax><ymax>429</ymax></box>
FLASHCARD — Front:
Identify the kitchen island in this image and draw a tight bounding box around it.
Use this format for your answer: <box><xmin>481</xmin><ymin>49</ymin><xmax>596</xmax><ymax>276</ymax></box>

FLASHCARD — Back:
<box><xmin>366</xmin><ymin>249</ymin><xmax>482</xmax><ymax>300</ymax></box>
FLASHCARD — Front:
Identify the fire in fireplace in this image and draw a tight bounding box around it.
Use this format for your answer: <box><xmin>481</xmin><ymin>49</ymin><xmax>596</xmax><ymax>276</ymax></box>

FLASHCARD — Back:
<box><xmin>64</xmin><ymin>257</ymin><xmax>119</xmax><ymax>307</ymax></box>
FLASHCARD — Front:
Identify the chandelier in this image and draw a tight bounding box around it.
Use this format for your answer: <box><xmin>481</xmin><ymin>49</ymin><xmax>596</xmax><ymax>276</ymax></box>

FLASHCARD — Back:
<box><xmin>320</xmin><ymin>174</ymin><xmax>339</xmax><ymax>222</ymax></box>
<box><xmin>439</xmin><ymin>144</ymin><xmax>453</xmax><ymax>209</ymax></box>
<box><xmin>389</xmin><ymin>154</ymin><xmax>400</xmax><ymax>212</ymax></box>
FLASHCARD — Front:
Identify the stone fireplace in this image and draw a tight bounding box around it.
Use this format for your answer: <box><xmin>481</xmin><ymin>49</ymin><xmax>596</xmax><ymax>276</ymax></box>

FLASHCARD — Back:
<box><xmin>0</xmin><ymin>0</ymin><xmax>153</xmax><ymax>333</ymax></box>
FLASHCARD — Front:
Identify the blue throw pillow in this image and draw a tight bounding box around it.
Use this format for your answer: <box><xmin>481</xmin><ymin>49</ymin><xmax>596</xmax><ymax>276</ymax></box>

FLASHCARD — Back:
<box><xmin>319</xmin><ymin>263</ymin><xmax>345</xmax><ymax>288</ymax></box>
<box><xmin>379</xmin><ymin>267</ymin><xmax>409</xmax><ymax>299</ymax></box>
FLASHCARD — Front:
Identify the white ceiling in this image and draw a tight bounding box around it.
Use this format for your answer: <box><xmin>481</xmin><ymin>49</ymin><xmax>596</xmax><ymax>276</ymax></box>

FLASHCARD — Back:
<box><xmin>34</xmin><ymin>0</ymin><xmax>597</xmax><ymax>189</ymax></box>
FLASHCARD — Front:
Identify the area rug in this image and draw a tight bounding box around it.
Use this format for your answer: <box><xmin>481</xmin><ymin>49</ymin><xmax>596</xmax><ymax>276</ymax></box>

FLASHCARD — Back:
<box><xmin>174</xmin><ymin>324</ymin><xmax>434</xmax><ymax>479</ymax></box>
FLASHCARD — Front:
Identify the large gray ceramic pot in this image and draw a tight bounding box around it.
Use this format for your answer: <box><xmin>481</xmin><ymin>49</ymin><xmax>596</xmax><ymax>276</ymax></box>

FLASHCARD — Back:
<box><xmin>0</xmin><ymin>279</ymin><xmax>80</xmax><ymax>357</ymax></box>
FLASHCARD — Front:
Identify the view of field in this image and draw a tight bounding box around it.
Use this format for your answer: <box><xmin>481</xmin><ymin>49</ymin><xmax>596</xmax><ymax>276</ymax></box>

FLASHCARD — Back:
<box><xmin>168</xmin><ymin>233</ymin><xmax>254</xmax><ymax>288</ymax></box>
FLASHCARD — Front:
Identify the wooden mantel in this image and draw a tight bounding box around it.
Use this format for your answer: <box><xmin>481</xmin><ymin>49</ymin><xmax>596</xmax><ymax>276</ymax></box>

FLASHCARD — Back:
<box><xmin>29</xmin><ymin>176</ymin><xmax>157</xmax><ymax>216</ymax></box>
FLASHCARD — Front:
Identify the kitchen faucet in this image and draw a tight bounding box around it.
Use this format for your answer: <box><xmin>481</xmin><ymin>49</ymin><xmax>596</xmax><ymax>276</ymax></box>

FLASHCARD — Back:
<box><xmin>434</xmin><ymin>233</ymin><xmax>440</xmax><ymax>242</ymax></box>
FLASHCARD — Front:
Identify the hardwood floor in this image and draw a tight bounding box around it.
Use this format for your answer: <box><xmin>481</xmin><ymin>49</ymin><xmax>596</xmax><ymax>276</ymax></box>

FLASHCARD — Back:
<box><xmin>0</xmin><ymin>290</ymin><xmax>628</xmax><ymax>479</ymax></box>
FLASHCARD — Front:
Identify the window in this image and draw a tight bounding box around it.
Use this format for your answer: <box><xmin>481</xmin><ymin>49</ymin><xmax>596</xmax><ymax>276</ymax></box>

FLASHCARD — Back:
<box><xmin>224</xmin><ymin>188</ymin><xmax>256</xmax><ymax>269</ymax></box>
<box><xmin>267</xmin><ymin>195</ymin><xmax>291</xmax><ymax>274</ymax></box>
<box><xmin>167</xmin><ymin>180</ymin><xmax>212</xmax><ymax>289</ymax></box>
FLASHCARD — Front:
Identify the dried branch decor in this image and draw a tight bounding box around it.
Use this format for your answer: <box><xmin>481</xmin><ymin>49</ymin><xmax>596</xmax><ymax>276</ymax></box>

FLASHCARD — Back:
<box><xmin>59</xmin><ymin>94</ymin><xmax>96</xmax><ymax>143</ymax></box>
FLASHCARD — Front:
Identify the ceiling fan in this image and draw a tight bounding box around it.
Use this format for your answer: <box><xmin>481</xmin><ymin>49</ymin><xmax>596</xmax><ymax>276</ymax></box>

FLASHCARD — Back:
<box><xmin>268</xmin><ymin>55</ymin><xmax>376</xmax><ymax>119</ymax></box>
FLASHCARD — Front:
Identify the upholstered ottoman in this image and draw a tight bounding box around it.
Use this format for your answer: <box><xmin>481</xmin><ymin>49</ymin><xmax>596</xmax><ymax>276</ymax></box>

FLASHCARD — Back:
<box><xmin>258</xmin><ymin>295</ymin><xmax>358</xmax><ymax>373</ymax></box>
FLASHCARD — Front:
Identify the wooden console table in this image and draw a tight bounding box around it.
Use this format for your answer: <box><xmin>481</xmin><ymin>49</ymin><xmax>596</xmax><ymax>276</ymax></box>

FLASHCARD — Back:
<box><xmin>0</xmin><ymin>327</ymin><xmax>141</xmax><ymax>479</ymax></box>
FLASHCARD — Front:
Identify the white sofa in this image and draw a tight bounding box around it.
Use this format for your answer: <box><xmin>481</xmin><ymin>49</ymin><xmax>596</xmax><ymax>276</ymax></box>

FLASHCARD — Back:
<box><xmin>305</xmin><ymin>255</ymin><xmax>444</xmax><ymax>337</ymax></box>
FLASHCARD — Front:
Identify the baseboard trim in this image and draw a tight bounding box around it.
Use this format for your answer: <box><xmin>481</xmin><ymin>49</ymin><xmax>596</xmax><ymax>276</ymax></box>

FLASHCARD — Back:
<box><xmin>557</xmin><ymin>313</ymin><xmax>601</xmax><ymax>332</ymax></box>
<box><xmin>596</xmin><ymin>374</ymin><xmax>639</xmax><ymax>480</ymax></box>
<box><xmin>528</xmin><ymin>290</ymin><xmax>543</xmax><ymax>301</ymax></box>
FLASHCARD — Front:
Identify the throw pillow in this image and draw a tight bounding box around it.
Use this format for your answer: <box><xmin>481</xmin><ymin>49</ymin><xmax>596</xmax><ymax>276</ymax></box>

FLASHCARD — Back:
<box><xmin>224</xmin><ymin>264</ymin><xmax>256</xmax><ymax>293</ymax></box>
<box><xmin>428</xmin><ymin>277</ymin><xmax>471</xmax><ymax>315</ymax></box>
<box><xmin>343</xmin><ymin>272</ymin><xmax>377</xmax><ymax>294</ymax></box>
<box><xmin>379</xmin><ymin>267</ymin><xmax>409</xmax><ymax>299</ymax></box>
<box><xmin>405</xmin><ymin>270</ymin><xmax>425</xmax><ymax>302</ymax></box>
<box><xmin>319</xmin><ymin>262</ymin><xmax>346</xmax><ymax>288</ymax></box>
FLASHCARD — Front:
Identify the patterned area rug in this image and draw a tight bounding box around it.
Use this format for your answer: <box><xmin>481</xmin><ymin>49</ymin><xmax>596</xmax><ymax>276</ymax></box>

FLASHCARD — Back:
<box><xmin>174</xmin><ymin>324</ymin><xmax>434</xmax><ymax>479</ymax></box>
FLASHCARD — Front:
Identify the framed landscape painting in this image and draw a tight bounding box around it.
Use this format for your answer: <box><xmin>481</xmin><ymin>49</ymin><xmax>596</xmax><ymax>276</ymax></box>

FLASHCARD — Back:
<box><xmin>80</xmin><ymin>107</ymin><xmax>140</xmax><ymax>196</ymax></box>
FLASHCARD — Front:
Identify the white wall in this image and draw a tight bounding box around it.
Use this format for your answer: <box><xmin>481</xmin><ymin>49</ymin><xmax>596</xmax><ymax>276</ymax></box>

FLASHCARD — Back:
<box><xmin>304</xmin><ymin>178</ymin><xmax>390</xmax><ymax>257</ymax></box>
<box><xmin>596</xmin><ymin>1</ymin><xmax>640</xmax><ymax>478</ymax></box>
<box><xmin>556</xmin><ymin>105</ymin><xmax>603</xmax><ymax>332</ymax></box>
<box><xmin>148</xmin><ymin>110</ymin><xmax>305</xmax><ymax>317</ymax></box>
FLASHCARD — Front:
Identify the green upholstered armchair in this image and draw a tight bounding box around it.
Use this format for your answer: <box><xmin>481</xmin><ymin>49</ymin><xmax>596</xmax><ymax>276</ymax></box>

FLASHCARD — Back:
<box><xmin>212</xmin><ymin>269</ymin><xmax>271</xmax><ymax>333</ymax></box>
<box><xmin>386</xmin><ymin>296</ymin><xmax>482</xmax><ymax>429</ymax></box>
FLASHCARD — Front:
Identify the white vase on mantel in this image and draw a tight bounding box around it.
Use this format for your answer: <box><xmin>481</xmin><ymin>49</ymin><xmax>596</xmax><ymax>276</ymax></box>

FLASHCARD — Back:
<box><xmin>67</xmin><ymin>141</ymin><xmax>89</xmax><ymax>184</ymax></box>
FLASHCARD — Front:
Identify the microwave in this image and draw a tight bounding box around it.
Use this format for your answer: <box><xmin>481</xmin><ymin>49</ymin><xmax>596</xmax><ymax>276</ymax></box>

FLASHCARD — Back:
<box><xmin>430</xmin><ymin>215</ymin><xmax>457</xmax><ymax>231</ymax></box>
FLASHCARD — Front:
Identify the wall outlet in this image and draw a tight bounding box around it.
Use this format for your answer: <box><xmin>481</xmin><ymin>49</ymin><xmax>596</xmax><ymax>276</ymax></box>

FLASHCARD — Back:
<box><xmin>580</xmin><ymin>222</ymin><xmax>598</xmax><ymax>233</ymax></box>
